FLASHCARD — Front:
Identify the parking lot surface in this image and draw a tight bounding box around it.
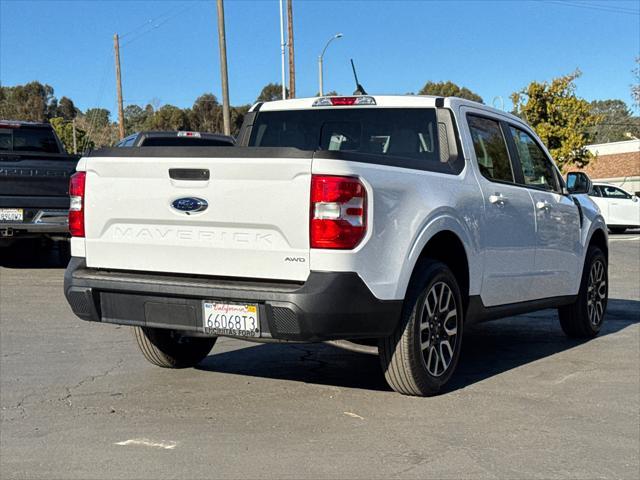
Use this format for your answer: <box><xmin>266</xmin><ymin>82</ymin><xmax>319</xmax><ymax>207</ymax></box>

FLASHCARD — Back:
<box><xmin>1</xmin><ymin>234</ymin><xmax>639</xmax><ymax>479</ymax></box>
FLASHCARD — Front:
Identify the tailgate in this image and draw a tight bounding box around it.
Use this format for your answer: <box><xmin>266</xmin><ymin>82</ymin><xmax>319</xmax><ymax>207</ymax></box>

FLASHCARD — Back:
<box><xmin>83</xmin><ymin>148</ymin><xmax>312</xmax><ymax>282</ymax></box>
<box><xmin>0</xmin><ymin>154</ymin><xmax>78</xmax><ymax>197</ymax></box>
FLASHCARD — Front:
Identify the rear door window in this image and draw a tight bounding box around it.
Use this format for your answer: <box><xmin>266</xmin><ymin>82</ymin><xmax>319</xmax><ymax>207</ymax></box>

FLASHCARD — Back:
<box><xmin>249</xmin><ymin>108</ymin><xmax>460</xmax><ymax>173</ymax></box>
<box><xmin>0</xmin><ymin>127</ymin><xmax>60</xmax><ymax>153</ymax></box>
<box><xmin>467</xmin><ymin>115</ymin><xmax>514</xmax><ymax>183</ymax></box>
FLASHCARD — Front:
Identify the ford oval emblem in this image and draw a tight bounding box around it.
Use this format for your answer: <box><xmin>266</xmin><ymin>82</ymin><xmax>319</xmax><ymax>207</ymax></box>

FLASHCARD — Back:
<box><xmin>171</xmin><ymin>197</ymin><xmax>208</xmax><ymax>215</ymax></box>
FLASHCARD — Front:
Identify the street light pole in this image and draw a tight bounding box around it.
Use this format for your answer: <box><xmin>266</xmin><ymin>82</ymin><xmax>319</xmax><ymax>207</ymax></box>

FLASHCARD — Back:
<box><xmin>318</xmin><ymin>33</ymin><xmax>342</xmax><ymax>96</ymax></box>
<box><xmin>279</xmin><ymin>0</ymin><xmax>286</xmax><ymax>99</ymax></box>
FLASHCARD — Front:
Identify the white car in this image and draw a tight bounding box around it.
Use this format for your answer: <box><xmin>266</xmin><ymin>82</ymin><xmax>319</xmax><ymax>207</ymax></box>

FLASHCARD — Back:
<box><xmin>590</xmin><ymin>183</ymin><xmax>640</xmax><ymax>234</ymax></box>
<box><xmin>64</xmin><ymin>95</ymin><xmax>609</xmax><ymax>396</ymax></box>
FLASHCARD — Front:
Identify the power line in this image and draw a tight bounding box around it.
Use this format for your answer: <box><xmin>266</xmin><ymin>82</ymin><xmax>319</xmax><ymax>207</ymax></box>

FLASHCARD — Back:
<box><xmin>545</xmin><ymin>0</ymin><xmax>640</xmax><ymax>16</ymax></box>
<box><xmin>551</xmin><ymin>0</ymin><xmax>639</xmax><ymax>14</ymax></box>
<box><xmin>121</xmin><ymin>3</ymin><xmax>197</xmax><ymax>47</ymax></box>
<box><xmin>120</xmin><ymin>4</ymin><xmax>189</xmax><ymax>39</ymax></box>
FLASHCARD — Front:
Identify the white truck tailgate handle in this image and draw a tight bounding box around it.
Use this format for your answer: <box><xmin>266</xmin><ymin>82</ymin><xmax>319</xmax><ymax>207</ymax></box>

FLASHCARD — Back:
<box><xmin>168</xmin><ymin>168</ymin><xmax>210</xmax><ymax>181</ymax></box>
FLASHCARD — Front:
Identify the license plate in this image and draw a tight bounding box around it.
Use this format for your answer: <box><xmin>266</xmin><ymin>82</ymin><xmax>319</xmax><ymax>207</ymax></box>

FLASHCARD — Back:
<box><xmin>0</xmin><ymin>209</ymin><xmax>23</xmax><ymax>222</ymax></box>
<box><xmin>202</xmin><ymin>302</ymin><xmax>260</xmax><ymax>337</ymax></box>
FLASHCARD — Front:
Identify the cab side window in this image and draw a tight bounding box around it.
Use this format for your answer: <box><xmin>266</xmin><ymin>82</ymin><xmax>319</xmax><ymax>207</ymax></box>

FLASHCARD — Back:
<box><xmin>467</xmin><ymin>115</ymin><xmax>514</xmax><ymax>183</ymax></box>
<box><xmin>509</xmin><ymin>127</ymin><xmax>559</xmax><ymax>192</ymax></box>
<box><xmin>601</xmin><ymin>186</ymin><xmax>631</xmax><ymax>199</ymax></box>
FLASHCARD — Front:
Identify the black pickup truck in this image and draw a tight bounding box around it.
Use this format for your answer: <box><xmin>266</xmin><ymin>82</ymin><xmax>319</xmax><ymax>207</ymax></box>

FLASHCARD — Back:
<box><xmin>0</xmin><ymin>121</ymin><xmax>79</xmax><ymax>246</ymax></box>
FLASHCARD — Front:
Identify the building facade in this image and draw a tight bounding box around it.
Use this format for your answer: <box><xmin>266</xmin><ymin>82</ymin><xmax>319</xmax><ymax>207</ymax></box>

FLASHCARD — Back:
<box><xmin>575</xmin><ymin>139</ymin><xmax>640</xmax><ymax>194</ymax></box>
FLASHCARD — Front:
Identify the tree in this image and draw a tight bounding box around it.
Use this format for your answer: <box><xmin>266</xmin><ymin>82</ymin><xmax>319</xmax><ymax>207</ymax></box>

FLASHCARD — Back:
<box><xmin>589</xmin><ymin>99</ymin><xmax>640</xmax><ymax>143</ymax></box>
<box><xmin>84</xmin><ymin>108</ymin><xmax>111</xmax><ymax>128</ymax></box>
<box><xmin>256</xmin><ymin>83</ymin><xmax>288</xmax><ymax>103</ymax></box>
<box><xmin>123</xmin><ymin>104</ymin><xmax>148</xmax><ymax>134</ymax></box>
<box><xmin>76</xmin><ymin>108</ymin><xmax>118</xmax><ymax>150</ymax></box>
<box><xmin>230</xmin><ymin>105</ymin><xmax>250</xmax><ymax>136</ymax></box>
<box><xmin>314</xmin><ymin>90</ymin><xmax>340</xmax><ymax>96</ymax></box>
<box><xmin>145</xmin><ymin>105</ymin><xmax>190</xmax><ymax>130</ymax></box>
<box><xmin>50</xmin><ymin>117</ymin><xmax>93</xmax><ymax>153</ymax></box>
<box><xmin>57</xmin><ymin>96</ymin><xmax>77</xmax><ymax>120</ymax></box>
<box><xmin>0</xmin><ymin>81</ymin><xmax>57</xmax><ymax>121</ymax></box>
<box><xmin>190</xmin><ymin>93</ymin><xmax>221</xmax><ymax>132</ymax></box>
<box><xmin>418</xmin><ymin>81</ymin><xmax>483</xmax><ymax>103</ymax></box>
<box><xmin>510</xmin><ymin>70</ymin><xmax>599</xmax><ymax>170</ymax></box>
<box><xmin>632</xmin><ymin>57</ymin><xmax>640</xmax><ymax>110</ymax></box>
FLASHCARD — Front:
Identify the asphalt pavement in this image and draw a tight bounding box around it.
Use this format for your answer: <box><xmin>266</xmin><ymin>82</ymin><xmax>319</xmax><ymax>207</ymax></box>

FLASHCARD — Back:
<box><xmin>1</xmin><ymin>234</ymin><xmax>639</xmax><ymax>479</ymax></box>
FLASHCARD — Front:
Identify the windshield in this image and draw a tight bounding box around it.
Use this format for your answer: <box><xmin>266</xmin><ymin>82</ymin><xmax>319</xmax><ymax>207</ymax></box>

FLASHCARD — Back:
<box><xmin>0</xmin><ymin>127</ymin><xmax>60</xmax><ymax>153</ymax></box>
<box><xmin>249</xmin><ymin>108</ymin><xmax>439</xmax><ymax>161</ymax></box>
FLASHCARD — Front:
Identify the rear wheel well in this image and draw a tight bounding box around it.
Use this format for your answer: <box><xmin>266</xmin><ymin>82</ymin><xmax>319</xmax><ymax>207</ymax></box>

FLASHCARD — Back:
<box><xmin>589</xmin><ymin>228</ymin><xmax>608</xmax><ymax>259</ymax></box>
<box><xmin>411</xmin><ymin>231</ymin><xmax>470</xmax><ymax>307</ymax></box>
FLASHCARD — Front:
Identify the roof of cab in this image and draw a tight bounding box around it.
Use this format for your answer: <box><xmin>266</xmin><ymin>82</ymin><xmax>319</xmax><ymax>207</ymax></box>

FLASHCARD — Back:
<box><xmin>252</xmin><ymin>94</ymin><xmax>524</xmax><ymax>124</ymax></box>
<box><xmin>0</xmin><ymin>120</ymin><xmax>52</xmax><ymax>128</ymax></box>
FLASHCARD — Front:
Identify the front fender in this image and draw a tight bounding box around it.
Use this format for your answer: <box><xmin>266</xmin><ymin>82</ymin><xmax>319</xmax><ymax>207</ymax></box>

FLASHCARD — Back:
<box><xmin>573</xmin><ymin>194</ymin><xmax>608</xmax><ymax>289</ymax></box>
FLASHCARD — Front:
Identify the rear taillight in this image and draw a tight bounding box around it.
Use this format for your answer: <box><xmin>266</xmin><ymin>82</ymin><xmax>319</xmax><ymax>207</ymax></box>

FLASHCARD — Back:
<box><xmin>310</xmin><ymin>175</ymin><xmax>367</xmax><ymax>249</ymax></box>
<box><xmin>69</xmin><ymin>172</ymin><xmax>86</xmax><ymax>237</ymax></box>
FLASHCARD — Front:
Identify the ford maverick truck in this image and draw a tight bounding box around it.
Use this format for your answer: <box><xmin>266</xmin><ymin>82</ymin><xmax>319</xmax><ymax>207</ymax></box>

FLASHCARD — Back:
<box><xmin>64</xmin><ymin>95</ymin><xmax>608</xmax><ymax>396</ymax></box>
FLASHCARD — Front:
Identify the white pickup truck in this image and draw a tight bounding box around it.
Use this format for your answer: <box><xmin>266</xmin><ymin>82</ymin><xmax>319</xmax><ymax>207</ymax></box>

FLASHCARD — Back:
<box><xmin>64</xmin><ymin>95</ymin><xmax>609</xmax><ymax>396</ymax></box>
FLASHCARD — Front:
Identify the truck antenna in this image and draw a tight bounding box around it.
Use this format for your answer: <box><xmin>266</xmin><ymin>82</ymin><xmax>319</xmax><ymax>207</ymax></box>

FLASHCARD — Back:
<box><xmin>350</xmin><ymin>59</ymin><xmax>367</xmax><ymax>95</ymax></box>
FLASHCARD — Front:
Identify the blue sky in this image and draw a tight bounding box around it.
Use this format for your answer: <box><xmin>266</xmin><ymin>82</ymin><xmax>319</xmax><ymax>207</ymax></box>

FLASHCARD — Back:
<box><xmin>1</xmin><ymin>0</ymin><xmax>639</xmax><ymax>116</ymax></box>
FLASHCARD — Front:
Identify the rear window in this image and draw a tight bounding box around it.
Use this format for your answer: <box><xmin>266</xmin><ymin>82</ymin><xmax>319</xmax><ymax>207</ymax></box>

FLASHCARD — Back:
<box><xmin>140</xmin><ymin>137</ymin><xmax>234</xmax><ymax>147</ymax></box>
<box><xmin>0</xmin><ymin>127</ymin><xmax>60</xmax><ymax>153</ymax></box>
<box><xmin>249</xmin><ymin>108</ymin><xmax>460</xmax><ymax>173</ymax></box>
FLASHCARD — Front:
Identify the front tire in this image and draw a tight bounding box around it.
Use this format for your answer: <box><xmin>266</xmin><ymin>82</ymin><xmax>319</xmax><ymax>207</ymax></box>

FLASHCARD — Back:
<box><xmin>558</xmin><ymin>246</ymin><xmax>608</xmax><ymax>338</ymax></box>
<box><xmin>379</xmin><ymin>260</ymin><xmax>464</xmax><ymax>396</ymax></box>
<box><xmin>134</xmin><ymin>327</ymin><xmax>216</xmax><ymax>368</ymax></box>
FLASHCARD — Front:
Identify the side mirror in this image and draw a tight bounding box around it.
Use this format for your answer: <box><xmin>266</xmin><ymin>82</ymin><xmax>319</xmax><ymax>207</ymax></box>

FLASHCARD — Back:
<box><xmin>566</xmin><ymin>172</ymin><xmax>593</xmax><ymax>194</ymax></box>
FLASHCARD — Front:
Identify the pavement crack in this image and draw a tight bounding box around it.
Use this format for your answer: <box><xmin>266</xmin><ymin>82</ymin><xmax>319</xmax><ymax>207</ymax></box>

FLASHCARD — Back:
<box><xmin>61</xmin><ymin>358</ymin><xmax>125</xmax><ymax>407</ymax></box>
<box><xmin>9</xmin><ymin>392</ymin><xmax>36</xmax><ymax>419</ymax></box>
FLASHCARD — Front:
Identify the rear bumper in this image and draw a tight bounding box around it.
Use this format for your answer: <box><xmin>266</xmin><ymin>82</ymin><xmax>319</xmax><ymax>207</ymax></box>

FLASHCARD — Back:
<box><xmin>64</xmin><ymin>257</ymin><xmax>402</xmax><ymax>342</ymax></box>
<box><xmin>0</xmin><ymin>209</ymin><xmax>69</xmax><ymax>236</ymax></box>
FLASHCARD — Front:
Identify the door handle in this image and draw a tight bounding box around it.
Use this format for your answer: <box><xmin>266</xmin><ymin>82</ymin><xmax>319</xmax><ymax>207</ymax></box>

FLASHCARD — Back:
<box><xmin>536</xmin><ymin>200</ymin><xmax>551</xmax><ymax>211</ymax></box>
<box><xmin>489</xmin><ymin>193</ymin><xmax>507</xmax><ymax>205</ymax></box>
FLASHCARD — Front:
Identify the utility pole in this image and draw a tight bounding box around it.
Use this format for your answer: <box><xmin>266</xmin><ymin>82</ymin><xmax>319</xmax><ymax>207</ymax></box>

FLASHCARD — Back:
<box><xmin>216</xmin><ymin>0</ymin><xmax>231</xmax><ymax>135</ymax></box>
<box><xmin>113</xmin><ymin>33</ymin><xmax>125</xmax><ymax>140</ymax></box>
<box><xmin>72</xmin><ymin>118</ymin><xmax>77</xmax><ymax>154</ymax></box>
<box><xmin>278</xmin><ymin>0</ymin><xmax>286</xmax><ymax>99</ymax></box>
<box><xmin>286</xmin><ymin>0</ymin><xmax>295</xmax><ymax>98</ymax></box>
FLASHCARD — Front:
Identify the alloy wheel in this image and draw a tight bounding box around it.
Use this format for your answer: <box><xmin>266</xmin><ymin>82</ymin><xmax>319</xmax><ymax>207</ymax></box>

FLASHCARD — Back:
<box><xmin>419</xmin><ymin>281</ymin><xmax>459</xmax><ymax>377</ymax></box>
<box><xmin>587</xmin><ymin>259</ymin><xmax>607</xmax><ymax>326</ymax></box>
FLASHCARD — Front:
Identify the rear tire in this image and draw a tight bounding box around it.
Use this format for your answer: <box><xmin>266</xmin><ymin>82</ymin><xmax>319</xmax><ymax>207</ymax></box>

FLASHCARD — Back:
<box><xmin>134</xmin><ymin>327</ymin><xmax>216</xmax><ymax>368</ymax></box>
<box><xmin>558</xmin><ymin>246</ymin><xmax>608</xmax><ymax>338</ymax></box>
<box><xmin>379</xmin><ymin>260</ymin><xmax>464</xmax><ymax>396</ymax></box>
<box><xmin>609</xmin><ymin>227</ymin><xmax>626</xmax><ymax>234</ymax></box>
